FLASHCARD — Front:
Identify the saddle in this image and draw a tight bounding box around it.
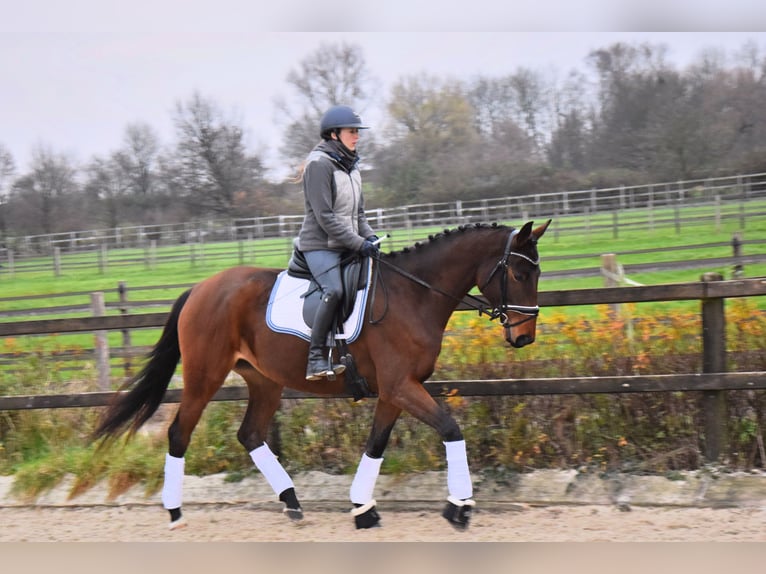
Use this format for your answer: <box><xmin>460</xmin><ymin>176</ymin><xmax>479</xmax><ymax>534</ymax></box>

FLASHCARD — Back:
<box><xmin>287</xmin><ymin>247</ymin><xmax>370</xmax><ymax>326</ymax></box>
<box><xmin>286</xmin><ymin>246</ymin><xmax>374</xmax><ymax>401</ymax></box>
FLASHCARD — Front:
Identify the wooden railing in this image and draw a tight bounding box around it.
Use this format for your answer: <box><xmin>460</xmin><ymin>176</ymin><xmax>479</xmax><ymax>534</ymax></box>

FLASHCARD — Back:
<box><xmin>1</xmin><ymin>275</ymin><xmax>765</xmax><ymax>461</ymax></box>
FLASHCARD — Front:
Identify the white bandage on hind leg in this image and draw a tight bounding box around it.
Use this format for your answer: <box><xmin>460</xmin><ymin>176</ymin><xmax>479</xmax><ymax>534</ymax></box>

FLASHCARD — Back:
<box><xmin>250</xmin><ymin>443</ymin><xmax>294</xmax><ymax>495</ymax></box>
<box><xmin>444</xmin><ymin>440</ymin><xmax>473</xmax><ymax>500</ymax></box>
<box><xmin>350</xmin><ymin>453</ymin><xmax>383</xmax><ymax>505</ymax></box>
<box><xmin>161</xmin><ymin>453</ymin><xmax>185</xmax><ymax>510</ymax></box>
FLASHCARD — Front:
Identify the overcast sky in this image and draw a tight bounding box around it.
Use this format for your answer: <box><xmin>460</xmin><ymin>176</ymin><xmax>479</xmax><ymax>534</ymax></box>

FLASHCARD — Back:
<box><xmin>1</xmin><ymin>2</ymin><xmax>764</xmax><ymax>179</ymax></box>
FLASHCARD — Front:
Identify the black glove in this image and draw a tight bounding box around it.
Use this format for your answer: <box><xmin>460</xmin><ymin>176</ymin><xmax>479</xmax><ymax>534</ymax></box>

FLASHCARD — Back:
<box><xmin>359</xmin><ymin>238</ymin><xmax>380</xmax><ymax>258</ymax></box>
<box><xmin>367</xmin><ymin>234</ymin><xmax>380</xmax><ymax>244</ymax></box>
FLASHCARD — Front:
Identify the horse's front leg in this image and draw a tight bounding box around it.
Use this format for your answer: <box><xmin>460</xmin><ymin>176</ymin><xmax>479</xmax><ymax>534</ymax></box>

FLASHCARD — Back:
<box><xmin>349</xmin><ymin>399</ymin><xmax>402</xmax><ymax>529</ymax></box>
<box><xmin>388</xmin><ymin>380</ymin><xmax>476</xmax><ymax>530</ymax></box>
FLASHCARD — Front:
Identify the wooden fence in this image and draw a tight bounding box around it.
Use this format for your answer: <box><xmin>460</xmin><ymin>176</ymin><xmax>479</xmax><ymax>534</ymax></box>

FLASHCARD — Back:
<box><xmin>1</xmin><ymin>274</ymin><xmax>765</xmax><ymax>461</ymax></box>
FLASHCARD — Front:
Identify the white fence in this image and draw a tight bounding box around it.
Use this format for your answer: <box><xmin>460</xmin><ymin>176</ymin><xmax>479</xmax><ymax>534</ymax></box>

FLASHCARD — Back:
<box><xmin>2</xmin><ymin>171</ymin><xmax>766</xmax><ymax>259</ymax></box>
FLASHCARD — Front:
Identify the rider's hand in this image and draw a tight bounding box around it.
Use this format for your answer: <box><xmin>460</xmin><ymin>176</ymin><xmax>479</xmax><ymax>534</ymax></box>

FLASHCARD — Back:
<box><xmin>359</xmin><ymin>238</ymin><xmax>380</xmax><ymax>258</ymax></box>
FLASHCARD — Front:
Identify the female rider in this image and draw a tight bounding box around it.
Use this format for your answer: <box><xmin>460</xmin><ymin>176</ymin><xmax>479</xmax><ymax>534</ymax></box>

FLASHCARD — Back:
<box><xmin>296</xmin><ymin>105</ymin><xmax>379</xmax><ymax>381</ymax></box>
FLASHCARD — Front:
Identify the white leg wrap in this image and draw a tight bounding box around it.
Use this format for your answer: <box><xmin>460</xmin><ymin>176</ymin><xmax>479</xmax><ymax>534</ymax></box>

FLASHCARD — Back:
<box><xmin>349</xmin><ymin>453</ymin><xmax>383</xmax><ymax>504</ymax></box>
<box><xmin>444</xmin><ymin>440</ymin><xmax>473</xmax><ymax>500</ymax></box>
<box><xmin>250</xmin><ymin>443</ymin><xmax>294</xmax><ymax>495</ymax></box>
<box><xmin>161</xmin><ymin>453</ymin><xmax>185</xmax><ymax>510</ymax></box>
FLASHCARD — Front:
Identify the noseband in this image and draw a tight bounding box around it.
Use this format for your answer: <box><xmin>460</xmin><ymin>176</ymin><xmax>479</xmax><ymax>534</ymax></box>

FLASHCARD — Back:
<box><xmin>478</xmin><ymin>229</ymin><xmax>540</xmax><ymax>328</ymax></box>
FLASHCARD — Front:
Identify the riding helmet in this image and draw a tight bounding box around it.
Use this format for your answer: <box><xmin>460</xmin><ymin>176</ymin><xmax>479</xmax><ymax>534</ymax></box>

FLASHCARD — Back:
<box><xmin>320</xmin><ymin>105</ymin><xmax>369</xmax><ymax>139</ymax></box>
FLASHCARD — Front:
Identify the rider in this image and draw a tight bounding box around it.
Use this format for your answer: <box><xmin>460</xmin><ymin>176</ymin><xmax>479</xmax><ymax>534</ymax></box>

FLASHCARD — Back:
<box><xmin>296</xmin><ymin>105</ymin><xmax>380</xmax><ymax>381</ymax></box>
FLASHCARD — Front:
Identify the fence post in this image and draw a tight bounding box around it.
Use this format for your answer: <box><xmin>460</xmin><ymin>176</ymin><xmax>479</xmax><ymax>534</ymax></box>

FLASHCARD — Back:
<box><xmin>53</xmin><ymin>247</ymin><xmax>61</xmax><ymax>276</ymax></box>
<box><xmin>98</xmin><ymin>243</ymin><xmax>108</xmax><ymax>274</ymax></box>
<box><xmin>601</xmin><ymin>253</ymin><xmax>621</xmax><ymax>315</ymax></box>
<box><xmin>145</xmin><ymin>239</ymin><xmax>157</xmax><ymax>270</ymax></box>
<box><xmin>714</xmin><ymin>195</ymin><xmax>721</xmax><ymax>233</ymax></box>
<box><xmin>91</xmin><ymin>291</ymin><xmax>110</xmax><ymax>391</ymax></box>
<box><xmin>118</xmin><ymin>281</ymin><xmax>132</xmax><ymax>378</ymax></box>
<box><xmin>700</xmin><ymin>272</ymin><xmax>728</xmax><ymax>463</ymax></box>
<box><xmin>732</xmin><ymin>233</ymin><xmax>744</xmax><ymax>278</ymax></box>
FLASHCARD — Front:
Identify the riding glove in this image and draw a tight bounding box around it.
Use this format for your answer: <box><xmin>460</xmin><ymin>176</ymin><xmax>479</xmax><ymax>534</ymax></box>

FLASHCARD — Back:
<box><xmin>359</xmin><ymin>238</ymin><xmax>380</xmax><ymax>257</ymax></box>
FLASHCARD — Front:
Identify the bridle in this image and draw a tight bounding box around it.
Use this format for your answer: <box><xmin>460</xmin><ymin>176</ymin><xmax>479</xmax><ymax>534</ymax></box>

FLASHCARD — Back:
<box><xmin>477</xmin><ymin>229</ymin><xmax>540</xmax><ymax>328</ymax></box>
<box><xmin>370</xmin><ymin>228</ymin><xmax>540</xmax><ymax>329</ymax></box>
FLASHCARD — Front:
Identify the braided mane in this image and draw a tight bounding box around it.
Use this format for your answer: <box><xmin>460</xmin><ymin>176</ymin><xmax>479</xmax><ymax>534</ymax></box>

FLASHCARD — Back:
<box><xmin>385</xmin><ymin>222</ymin><xmax>509</xmax><ymax>258</ymax></box>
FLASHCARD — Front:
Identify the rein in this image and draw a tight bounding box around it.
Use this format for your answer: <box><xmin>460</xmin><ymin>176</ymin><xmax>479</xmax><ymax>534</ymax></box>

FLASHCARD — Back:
<box><xmin>369</xmin><ymin>229</ymin><xmax>540</xmax><ymax>328</ymax></box>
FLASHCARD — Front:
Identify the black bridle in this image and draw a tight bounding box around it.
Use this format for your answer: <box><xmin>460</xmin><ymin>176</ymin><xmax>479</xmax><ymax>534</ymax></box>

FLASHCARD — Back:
<box><xmin>370</xmin><ymin>229</ymin><xmax>540</xmax><ymax>329</ymax></box>
<box><xmin>477</xmin><ymin>229</ymin><xmax>540</xmax><ymax>328</ymax></box>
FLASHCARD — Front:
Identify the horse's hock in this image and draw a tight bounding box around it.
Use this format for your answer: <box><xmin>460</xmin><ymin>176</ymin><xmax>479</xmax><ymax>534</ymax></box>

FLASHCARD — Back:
<box><xmin>3</xmin><ymin>469</ymin><xmax>766</xmax><ymax>510</ymax></box>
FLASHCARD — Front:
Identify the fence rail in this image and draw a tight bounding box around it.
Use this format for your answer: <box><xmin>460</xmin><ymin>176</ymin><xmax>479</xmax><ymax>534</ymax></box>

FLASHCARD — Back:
<box><xmin>2</xmin><ymin>172</ymin><xmax>765</xmax><ymax>267</ymax></box>
<box><xmin>2</xmin><ymin>275</ymin><xmax>765</xmax><ymax>462</ymax></box>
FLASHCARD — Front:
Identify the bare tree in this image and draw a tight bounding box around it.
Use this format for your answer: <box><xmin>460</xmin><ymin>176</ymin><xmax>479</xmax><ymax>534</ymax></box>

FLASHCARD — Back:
<box><xmin>548</xmin><ymin>70</ymin><xmax>593</xmax><ymax>171</ymax></box>
<box><xmin>274</xmin><ymin>41</ymin><xmax>378</xmax><ymax>170</ymax></box>
<box><xmin>83</xmin><ymin>153</ymin><xmax>133</xmax><ymax>228</ymax></box>
<box><xmin>0</xmin><ymin>144</ymin><xmax>15</xmax><ymax>243</ymax></box>
<box><xmin>171</xmin><ymin>92</ymin><xmax>265</xmax><ymax>216</ymax></box>
<box><xmin>11</xmin><ymin>146</ymin><xmax>78</xmax><ymax>234</ymax></box>
<box><xmin>121</xmin><ymin>122</ymin><xmax>159</xmax><ymax>196</ymax></box>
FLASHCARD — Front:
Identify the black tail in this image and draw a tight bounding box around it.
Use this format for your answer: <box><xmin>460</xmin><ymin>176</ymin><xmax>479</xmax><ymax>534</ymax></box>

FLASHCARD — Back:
<box><xmin>93</xmin><ymin>289</ymin><xmax>192</xmax><ymax>441</ymax></box>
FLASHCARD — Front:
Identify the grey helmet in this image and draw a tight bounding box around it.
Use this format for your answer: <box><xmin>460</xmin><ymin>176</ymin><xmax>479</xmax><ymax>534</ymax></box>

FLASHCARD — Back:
<box><xmin>320</xmin><ymin>105</ymin><xmax>369</xmax><ymax>139</ymax></box>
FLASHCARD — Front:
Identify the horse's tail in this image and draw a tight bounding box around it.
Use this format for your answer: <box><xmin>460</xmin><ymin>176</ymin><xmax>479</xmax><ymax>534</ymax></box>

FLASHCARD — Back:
<box><xmin>93</xmin><ymin>288</ymin><xmax>192</xmax><ymax>441</ymax></box>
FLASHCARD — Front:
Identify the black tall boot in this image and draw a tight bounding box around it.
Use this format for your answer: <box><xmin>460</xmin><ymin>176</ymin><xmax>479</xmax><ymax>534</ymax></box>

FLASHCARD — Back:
<box><xmin>306</xmin><ymin>292</ymin><xmax>346</xmax><ymax>381</ymax></box>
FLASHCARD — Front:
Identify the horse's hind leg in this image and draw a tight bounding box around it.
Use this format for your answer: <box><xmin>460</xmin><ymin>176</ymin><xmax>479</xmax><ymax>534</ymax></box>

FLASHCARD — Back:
<box><xmin>349</xmin><ymin>400</ymin><xmax>402</xmax><ymax>529</ymax></box>
<box><xmin>236</xmin><ymin>368</ymin><xmax>303</xmax><ymax>521</ymax></box>
<box><xmin>162</xmin><ymin>369</ymin><xmax>230</xmax><ymax>530</ymax></box>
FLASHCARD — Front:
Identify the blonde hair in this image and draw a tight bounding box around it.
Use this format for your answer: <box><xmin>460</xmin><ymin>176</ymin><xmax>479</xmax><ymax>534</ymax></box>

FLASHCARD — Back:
<box><xmin>289</xmin><ymin>161</ymin><xmax>307</xmax><ymax>184</ymax></box>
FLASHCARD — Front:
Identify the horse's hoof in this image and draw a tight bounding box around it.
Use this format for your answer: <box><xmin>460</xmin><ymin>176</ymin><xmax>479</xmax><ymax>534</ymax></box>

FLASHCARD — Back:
<box><xmin>279</xmin><ymin>487</ymin><xmax>303</xmax><ymax>521</ymax></box>
<box><xmin>283</xmin><ymin>507</ymin><xmax>304</xmax><ymax>521</ymax></box>
<box><xmin>352</xmin><ymin>500</ymin><xmax>381</xmax><ymax>529</ymax></box>
<box><xmin>442</xmin><ymin>497</ymin><xmax>475</xmax><ymax>530</ymax></box>
<box><xmin>168</xmin><ymin>517</ymin><xmax>187</xmax><ymax>530</ymax></box>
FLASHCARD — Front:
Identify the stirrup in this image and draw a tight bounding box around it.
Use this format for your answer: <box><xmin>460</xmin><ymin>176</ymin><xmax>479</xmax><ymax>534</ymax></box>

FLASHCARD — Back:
<box><xmin>322</xmin><ymin>348</ymin><xmax>347</xmax><ymax>381</ymax></box>
<box><xmin>306</xmin><ymin>366</ymin><xmax>328</xmax><ymax>381</ymax></box>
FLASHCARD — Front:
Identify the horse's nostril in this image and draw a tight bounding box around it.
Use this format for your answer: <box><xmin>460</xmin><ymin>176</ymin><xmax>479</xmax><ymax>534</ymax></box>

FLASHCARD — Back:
<box><xmin>510</xmin><ymin>334</ymin><xmax>534</xmax><ymax>348</ymax></box>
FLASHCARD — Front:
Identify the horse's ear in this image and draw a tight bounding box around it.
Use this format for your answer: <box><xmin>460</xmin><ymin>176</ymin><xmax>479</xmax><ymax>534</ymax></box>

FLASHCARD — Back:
<box><xmin>532</xmin><ymin>219</ymin><xmax>552</xmax><ymax>241</ymax></box>
<box><xmin>514</xmin><ymin>221</ymin><xmax>535</xmax><ymax>245</ymax></box>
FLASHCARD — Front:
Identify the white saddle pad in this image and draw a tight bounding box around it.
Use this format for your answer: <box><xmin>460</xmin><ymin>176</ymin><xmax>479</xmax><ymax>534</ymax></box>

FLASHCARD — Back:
<box><xmin>265</xmin><ymin>264</ymin><xmax>372</xmax><ymax>343</ymax></box>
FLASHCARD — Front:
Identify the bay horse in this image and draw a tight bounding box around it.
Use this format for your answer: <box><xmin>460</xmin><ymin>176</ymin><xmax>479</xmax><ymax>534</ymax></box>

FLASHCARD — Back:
<box><xmin>94</xmin><ymin>220</ymin><xmax>550</xmax><ymax>530</ymax></box>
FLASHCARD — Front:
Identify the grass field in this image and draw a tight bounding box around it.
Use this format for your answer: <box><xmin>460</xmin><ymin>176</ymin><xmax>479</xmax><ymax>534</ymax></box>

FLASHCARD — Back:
<box><xmin>0</xmin><ymin>203</ymin><xmax>764</xmax><ymax>382</ymax></box>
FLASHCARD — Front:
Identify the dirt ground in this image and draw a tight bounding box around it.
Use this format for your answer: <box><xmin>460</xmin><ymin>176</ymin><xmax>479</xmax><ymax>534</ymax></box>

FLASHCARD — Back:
<box><xmin>2</xmin><ymin>502</ymin><xmax>766</xmax><ymax>542</ymax></box>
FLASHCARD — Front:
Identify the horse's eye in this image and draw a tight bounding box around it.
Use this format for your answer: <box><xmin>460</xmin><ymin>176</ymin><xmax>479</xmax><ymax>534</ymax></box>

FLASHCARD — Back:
<box><xmin>513</xmin><ymin>271</ymin><xmax>527</xmax><ymax>282</ymax></box>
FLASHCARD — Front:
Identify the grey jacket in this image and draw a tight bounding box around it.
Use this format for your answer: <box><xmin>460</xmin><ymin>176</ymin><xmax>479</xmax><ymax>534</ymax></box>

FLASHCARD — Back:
<box><xmin>296</xmin><ymin>143</ymin><xmax>375</xmax><ymax>252</ymax></box>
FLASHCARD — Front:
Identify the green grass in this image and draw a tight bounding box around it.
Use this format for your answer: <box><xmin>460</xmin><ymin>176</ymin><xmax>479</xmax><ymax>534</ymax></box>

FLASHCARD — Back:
<box><xmin>1</xmin><ymin>203</ymin><xmax>764</xmax><ymax>383</ymax></box>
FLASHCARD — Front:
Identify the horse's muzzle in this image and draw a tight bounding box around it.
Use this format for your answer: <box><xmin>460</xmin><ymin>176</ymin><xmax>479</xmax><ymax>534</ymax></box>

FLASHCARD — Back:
<box><xmin>506</xmin><ymin>331</ymin><xmax>535</xmax><ymax>348</ymax></box>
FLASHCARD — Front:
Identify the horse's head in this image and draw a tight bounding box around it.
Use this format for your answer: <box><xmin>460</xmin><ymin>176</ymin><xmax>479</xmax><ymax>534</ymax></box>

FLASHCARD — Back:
<box><xmin>478</xmin><ymin>220</ymin><xmax>551</xmax><ymax>348</ymax></box>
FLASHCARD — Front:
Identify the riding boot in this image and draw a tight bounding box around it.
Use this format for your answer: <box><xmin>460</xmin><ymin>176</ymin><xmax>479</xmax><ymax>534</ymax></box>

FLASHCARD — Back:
<box><xmin>306</xmin><ymin>292</ymin><xmax>345</xmax><ymax>381</ymax></box>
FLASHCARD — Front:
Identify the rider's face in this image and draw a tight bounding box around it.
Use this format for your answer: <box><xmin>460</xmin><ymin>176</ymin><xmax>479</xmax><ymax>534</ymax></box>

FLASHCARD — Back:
<box><xmin>336</xmin><ymin>128</ymin><xmax>360</xmax><ymax>151</ymax></box>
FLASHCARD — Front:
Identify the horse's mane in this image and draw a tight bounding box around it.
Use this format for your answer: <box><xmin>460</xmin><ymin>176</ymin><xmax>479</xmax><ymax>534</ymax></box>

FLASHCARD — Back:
<box><xmin>384</xmin><ymin>222</ymin><xmax>510</xmax><ymax>258</ymax></box>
